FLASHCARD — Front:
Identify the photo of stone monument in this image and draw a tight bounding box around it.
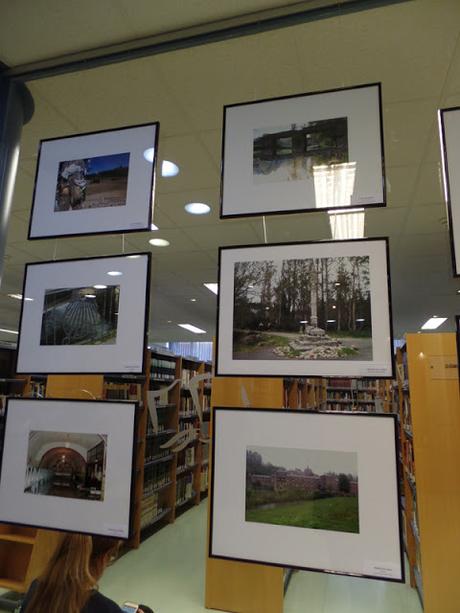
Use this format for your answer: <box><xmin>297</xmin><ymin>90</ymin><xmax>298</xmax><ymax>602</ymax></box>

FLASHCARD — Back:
<box><xmin>232</xmin><ymin>255</ymin><xmax>372</xmax><ymax>361</ymax></box>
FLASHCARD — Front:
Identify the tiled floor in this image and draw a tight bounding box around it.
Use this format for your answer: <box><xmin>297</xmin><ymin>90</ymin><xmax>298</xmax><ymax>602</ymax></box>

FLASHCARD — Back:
<box><xmin>1</xmin><ymin>500</ymin><xmax>423</xmax><ymax>613</ymax></box>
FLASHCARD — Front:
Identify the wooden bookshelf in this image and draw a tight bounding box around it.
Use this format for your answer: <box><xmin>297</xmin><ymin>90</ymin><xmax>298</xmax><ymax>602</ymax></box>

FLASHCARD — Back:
<box><xmin>404</xmin><ymin>333</ymin><xmax>460</xmax><ymax>613</ymax></box>
<box><xmin>139</xmin><ymin>351</ymin><xmax>212</xmax><ymax>537</ymax></box>
<box><xmin>395</xmin><ymin>344</ymin><xmax>419</xmax><ymax>596</ymax></box>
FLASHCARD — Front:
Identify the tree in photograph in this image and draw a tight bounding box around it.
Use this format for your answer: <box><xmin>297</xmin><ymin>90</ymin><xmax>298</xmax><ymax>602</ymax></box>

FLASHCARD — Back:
<box><xmin>233</xmin><ymin>254</ymin><xmax>372</xmax><ymax>360</ymax></box>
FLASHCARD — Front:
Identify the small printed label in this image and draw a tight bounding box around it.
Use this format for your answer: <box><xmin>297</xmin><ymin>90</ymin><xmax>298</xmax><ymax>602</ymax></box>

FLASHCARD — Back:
<box><xmin>104</xmin><ymin>524</ymin><xmax>126</xmax><ymax>537</ymax></box>
<box><xmin>125</xmin><ymin>364</ymin><xmax>141</xmax><ymax>371</ymax></box>
<box><xmin>364</xmin><ymin>561</ymin><xmax>399</xmax><ymax>578</ymax></box>
<box><xmin>365</xmin><ymin>367</ymin><xmax>387</xmax><ymax>375</ymax></box>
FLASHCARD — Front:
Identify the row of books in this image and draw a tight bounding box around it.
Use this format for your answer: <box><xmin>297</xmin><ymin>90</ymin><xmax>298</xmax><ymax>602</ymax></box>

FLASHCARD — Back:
<box><xmin>143</xmin><ymin>463</ymin><xmax>171</xmax><ymax>498</ymax></box>
<box><xmin>105</xmin><ymin>382</ymin><xmax>142</xmax><ymax>400</ymax></box>
<box><xmin>181</xmin><ymin>368</ymin><xmax>199</xmax><ymax>386</ymax></box>
<box><xmin>176</xmin><ymin>475</ymin><xmax>194</xmax><ymax>505</ymax></box>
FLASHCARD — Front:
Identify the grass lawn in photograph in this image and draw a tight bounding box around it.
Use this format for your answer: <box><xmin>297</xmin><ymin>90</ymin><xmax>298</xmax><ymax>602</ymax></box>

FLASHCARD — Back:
<box><xmin>246</xmin><ymin>496</ymin><xmax>359</xmax><ymax>533</ymax></box>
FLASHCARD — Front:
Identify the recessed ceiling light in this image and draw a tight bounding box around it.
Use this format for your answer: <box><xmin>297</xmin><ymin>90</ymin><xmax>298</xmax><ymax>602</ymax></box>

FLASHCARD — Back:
<box><xmin>457</xmin><ymin>289</ymin><xmax>460</xmax><ymax>294</ymax></box>
<box><xmin>127</xmin><ymin>254</ymin><xmax>141</xmax><ymax>259</ymax></box>
<box><xmin>85</xmin><ymin>294</ymin><xmax>96</xmax><ymax>299</ymax></box>
<box><xmin>149</xmin><ymin>238</ymin><xmax>170</xmax><ymax>247</ymax></box>
<box><xmin>178</xmin><ymin>323</ymin><xmax>206</xmax><ymax>334</ymax></box>
<box><xmin>0</xmin><ymin>328</ymin><xmax>18</xmax><ymax>335</ymax></box>
<box><xmin>161</xmin><ymin>160</ymin><xmax>179</xmax><ymax>177</ymax></box>
<box><xmin>300</xmin><ymin>320</ymin><xmax>308</xmax><ymax>324</ymax></box>
<box><xmin>332</xmin><ymin>305</ymin><xmax>337</xmax><ymax>309</ymax></box>
<box><xmin>204</xmin><ymin>283</ymin><xmax>218</xmax><ymax>295</ymax></box>
<box><xmin>143</xmin><ymin>148</ymin><xmax>155</xmax><ymax>163</ymax></box>
<box><xmin>167</xmin><ymin>320</ymin><xmax>172</xmax><ymax>323</ymax></box>
<box><xmin>190</xmin><ymin>298</ymin><xmax>197</xmax><ymax>302</ymax></box>
<box><xmin>421</xmin><ymin>316</ymin><xmax>447</xmax><ymax>330</ymax></box>
<box><xmin>151</xmin><ymin>223</ymin><xmax>159</xmax><ymax>231</ymax></box>
<box><xmin>327</xmin><ymin>319</ymin><xmax>336</xmax><ymax>323</ymax></box>
<box><xmin>107</xmin><ymin>271</ymin><xmax>123</xmax><ymax>276</ymax></box>
<box><xmin>184</xmin><ymin>202</ymin><xmax>211</xmax><ymax>215</ymax></box>
<box><xmin>93</xmin><ymin>284</ymin><xmax>107</xmax><ymax>289</ymax></box>
<box><xmin>356</xmin><ymin>318</ymin><xmax>365</xmax><ymax>322</ymax></box>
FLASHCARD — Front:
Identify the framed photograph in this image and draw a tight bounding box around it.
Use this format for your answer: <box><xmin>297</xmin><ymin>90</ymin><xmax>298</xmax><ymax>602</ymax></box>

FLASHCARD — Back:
<box><xmin>210</xmin><ymin>407</ymin><xmax>404</xmax><ymax>582</ymax></box>
<box><xmin>439</xmin><ymin>107</ymin><xmax>460</xmax><ymax>276</ymax></box>
<box><xmin>216</xmin><ymin>238</ymin><xmax>394</xmax><ymax>378</ymax></box>
<box><xmin>0</xmin><ymin>398</ymin><xmax>137</xmax><ymax>538</ymax></box>
<box><xmin>220</xmin><ymin>83</ymin><xmax>385</xmax><ymax>218</ymax></box>
<box><xmin>28</xmin><ymin>122</ymin><xmax>159</xmax><ymax>239</ymax></box>
<box><xmin>16</xmin><ymin>253</ymin><xmax>151</xmax><ymax>374</ymax></box>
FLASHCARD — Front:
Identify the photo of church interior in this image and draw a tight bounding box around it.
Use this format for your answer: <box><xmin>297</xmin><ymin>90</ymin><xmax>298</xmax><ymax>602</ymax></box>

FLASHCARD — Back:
<box><xmin>24</xmin><ymin>431</ymin><xmax>107</xmax><ymax>502</ymax></box>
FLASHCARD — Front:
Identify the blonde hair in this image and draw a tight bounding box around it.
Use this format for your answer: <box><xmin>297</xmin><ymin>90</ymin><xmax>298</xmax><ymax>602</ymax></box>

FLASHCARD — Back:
<box><xmin>26</xmin><ymin>533</ymin><xmax>120</xmax><ymax>613</ymax></box>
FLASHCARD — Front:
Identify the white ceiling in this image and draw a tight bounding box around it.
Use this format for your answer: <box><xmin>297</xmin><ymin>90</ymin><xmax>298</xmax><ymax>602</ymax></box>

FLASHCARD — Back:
<box><xmin>1</xmin><ymin>0</ymin><xmax>460</xmax><ymax>344</ymax></box>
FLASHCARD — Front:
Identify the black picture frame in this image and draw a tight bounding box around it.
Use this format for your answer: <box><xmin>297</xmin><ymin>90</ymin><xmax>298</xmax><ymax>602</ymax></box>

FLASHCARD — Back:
<box><xmin>27</xmin><ymin>122</ymin><xmax>160</xmax><ymax>240</ymax></box>
<box><xmin>209</xmin><ymin>406</ymin><xmax>405</xmax><ymax>583</ymax></box>
<box><xmin>0</xmin><ymin>397</ymin><xmax>139</xmax><ymax>540</ymax></box>
<box><xmin>219</xmin><ymin>82</ymin><xmax>387</xmax><ymax>219</ymax></box>
<box><xmin>215</xmin><ymin>237</ymin><xmax>395</xmax><ymax>379</ymax></box>
<box><xmin>15</xmin><ymin>252</ymin><xmax>151</xmax><ymax>375</ymax></box>
<box><xmin>438</xmin><ymin>107</ymin><xmax>460</xmax><ymax>277</ymax></box>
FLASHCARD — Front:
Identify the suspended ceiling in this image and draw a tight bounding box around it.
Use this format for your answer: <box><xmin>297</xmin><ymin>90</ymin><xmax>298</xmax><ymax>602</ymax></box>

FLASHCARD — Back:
<box><xmin>0</xmin><ymin>0</ymin><xmax>459</xmax><ymax>344</ymax></box>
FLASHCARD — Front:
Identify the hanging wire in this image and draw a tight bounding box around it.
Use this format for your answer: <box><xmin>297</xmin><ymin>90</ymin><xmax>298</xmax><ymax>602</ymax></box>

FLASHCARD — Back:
<box><xmin>262</xmin><ymin>215</ymin><xmax>268</xmax><ymax>244</ymax></box>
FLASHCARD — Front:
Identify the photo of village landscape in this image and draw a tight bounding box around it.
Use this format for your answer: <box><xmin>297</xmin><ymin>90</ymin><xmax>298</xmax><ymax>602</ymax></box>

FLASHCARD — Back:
<box><xmin>253</xmin><ymin>117</ymin><xmax>348</xmax><ymax>184</ymax></box>
<box><xmin>40</xmin><ymin>285</ymin><xmax>120</xmax><ymax>346</ymax></box>
<box><xmin>233</xmin><ymin>255</ymin><xmax>372</xmax><ymax>361</ymax></box>
<box><xmin>24</xmin><ymin>431</ymin><xmax>108</xmax><ymax>502</ymax></box>
<box><xmin>55</xmin><ymin>152</ymin><xmax>130</xmax><ymax>212</ymax></box>
<box><xmin>245</xmin><ymin>445</ymin><xmax>359</xmax><ymax>533</ymax></box>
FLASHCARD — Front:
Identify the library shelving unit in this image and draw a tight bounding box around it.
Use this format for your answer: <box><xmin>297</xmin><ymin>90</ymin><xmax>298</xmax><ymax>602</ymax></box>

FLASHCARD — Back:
<box><xmin>404</xmin><ymin>333</ymin><xmax>460</xmax><ymax>613</ymax></box>
<box><xmin>140</xmin><ymin>350</ymin><xmax>212</xmax><ymax>538</ymax></box>
<box><xmin>284</xmin><ymin>378</ymin><xmax>326</xmax><ymax>410</ymax></box>
<box><xmin>395</xmin><ymin>344</ymin><xmax>421</xmax><ymax>599</ymax></box>
<box><xmin>325</xmin><ymin>377</ymin><xmax>391</xmax><ymax>413</ymax></box>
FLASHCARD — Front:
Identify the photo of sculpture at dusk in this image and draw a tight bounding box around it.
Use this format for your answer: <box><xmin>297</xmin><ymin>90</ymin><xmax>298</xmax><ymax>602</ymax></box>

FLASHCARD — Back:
<box><xmin>54</xmin><ymin>152</ymin><xmax>130</xmax><ymax>212</ymax></box>
<box><xmin>233</xmin><ymin>255</ymin><xmax>372</xmax><ymax>361</ymax></box>
<box><xmin>245</xmin><ymin>446</ymin><xmax>359</xmax><ymax>533</ymax></box>
<box><xmin>253</xmin><ymin>117</ymin><xmax>348</xmax><ymax>184</ymax></box>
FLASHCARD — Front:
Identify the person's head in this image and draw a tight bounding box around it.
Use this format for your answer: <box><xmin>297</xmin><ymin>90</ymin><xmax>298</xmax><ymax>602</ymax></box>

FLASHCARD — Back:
<box><xmin>25</xmin><ymin>533</ymin><xmax>121</xmax><ymax>613</ymax></box>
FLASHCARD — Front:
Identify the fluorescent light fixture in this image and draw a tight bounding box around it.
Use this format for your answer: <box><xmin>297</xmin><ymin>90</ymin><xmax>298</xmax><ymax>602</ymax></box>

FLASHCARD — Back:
<box><xmin>204</xmin><ymin>282</ymin><xmax>218</xmax><ymax>295</ymax></box>
<box><xmin>8</xmin><ymin>293</ymin><xmax>33</xmax><ymax>302</ymax></box>
<box><xmin>93</xmin><ymin>284</ymin><xmax>107</xmax><ymax>289</ymax></box>
<box><xmin>184</xmin><ymin>202</ymin><xmax>211</xmax><ymax>215</ymax></box>
<box><xmin>161</xmin><ymin>160</ymin><xmax>179</xmax><ymax>177</ymax></box>
<box><xmin>332</xmin><ymin>305</ymin><xmax>337</xmax><ymax>309</ymax></box>
<box><xmin>0</xmin><ymin>328</ymin><xmax>18</xmax><ymax>335</ymax></box>
<box><xmin>329</xmin><ymin>208</ymin><xmax>365</xmax><ymax>240</ymax></box>
<box><xmin>421</xmin><ymin>316</ymin><xmax>447</xmax><ymax>330</ymax></box>
<box><xmin>178</xmin><ymin>323</ymin><xmax>206</xmax><ymax>334</ymax></box>
<box><xmin>150</xmin><ymin>223</ymin><xmax>159</xmax><ymax>231</ymax></box>
<box><xmin>326</xmin><ymin>319</ymin><xmax>336</xmax><ymax>323</ymax></box>
<box><xmin>85</xmin><ymin>294</ymin><xmax>96</xmax><ymax>299</ymax></box>
<box><xmin>127</xmin><ymin>254</ymin><xmax>141</xmax><ymax>259</ymax></box>
<box><xmin>107</xmin><ymin>271</ymin><xmax>123</xmax><ymax>276</ymax></box>
<box><xmin>149</xmin><ymin>238</ymin><xmax>170</xmax><ymax>247</ymax></box>
<box><xmin>143</xmin><ymin>148</ymin><xmax>154</xmax><ymax>163</ymax></box>
<box><xmin>300</xmin><ymin>320</ymin><xmax>308</xmax><ymax>324</ymax></box>
<box><xmin>190</xmin><ymin>298</ymin><xmax>197</xmax><ymax>302</ymax></box>
<box><xmin>356</xmin><ymin>318</ymin><xmax>365</xmax><ymax>322</ymax></box>
<box><xmin>313</xmin><ymin>162</ymin><xmax>356</xmax><ymax>209</ymax></box>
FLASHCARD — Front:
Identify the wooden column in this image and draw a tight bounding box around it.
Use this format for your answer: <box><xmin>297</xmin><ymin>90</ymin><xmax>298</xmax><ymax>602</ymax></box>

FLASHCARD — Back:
<box><xmin>205</xmin><ymin>376</ymin><xmax>285</xmax><ymax>613</ymax></box>
<box><xmin>406</xmin><ymin>333</ymin><xmax>460</xmax><ymax>613</ymax></box>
